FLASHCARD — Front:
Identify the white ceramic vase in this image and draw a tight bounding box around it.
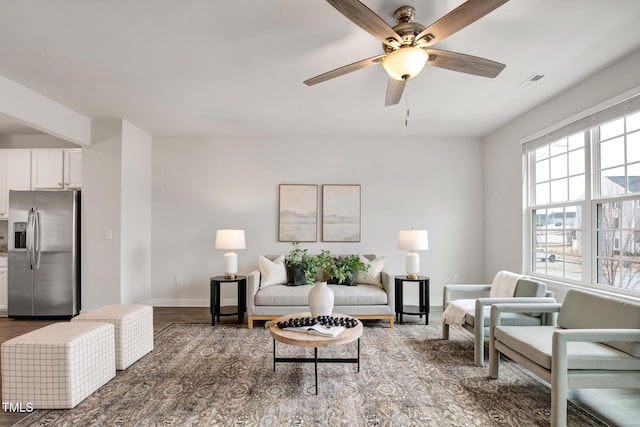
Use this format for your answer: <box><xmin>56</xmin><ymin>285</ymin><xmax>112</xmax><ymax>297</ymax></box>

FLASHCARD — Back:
<box><xmin>308</xmin><ymin>281</ymin><xmax>334</xmax><ymax>317</ymax></box>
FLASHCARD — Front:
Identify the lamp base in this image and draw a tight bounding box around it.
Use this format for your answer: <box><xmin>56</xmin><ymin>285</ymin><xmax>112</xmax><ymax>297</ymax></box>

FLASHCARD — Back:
<box><xmin>223</xmin><ymin>250</ymin><xmax>238</xmax><ymax>281</ymax></box>
<box><xmin>405</xmin><ymin>251</ymin><xmax>420</xmax><ymax>280</ymax></box>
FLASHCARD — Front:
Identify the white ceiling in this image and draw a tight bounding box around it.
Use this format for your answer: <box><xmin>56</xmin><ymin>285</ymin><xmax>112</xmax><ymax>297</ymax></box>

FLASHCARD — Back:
<box><xmin>1</xmin><ymin>0</ymin><xmax>640</xmax><ymax>139</ymax></box>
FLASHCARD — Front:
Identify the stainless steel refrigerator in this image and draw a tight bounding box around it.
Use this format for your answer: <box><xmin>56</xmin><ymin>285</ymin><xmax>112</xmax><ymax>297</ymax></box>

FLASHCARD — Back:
<box><xmin>8</xmin><ymin>190</ymin><xmax>80</xmax><ymax>317</ymax></box>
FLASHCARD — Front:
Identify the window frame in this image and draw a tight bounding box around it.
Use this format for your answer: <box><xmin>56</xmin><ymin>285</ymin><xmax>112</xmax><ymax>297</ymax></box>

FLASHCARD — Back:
<box><xmin>523</xmin><ymin>92</ymin><xmax>640</xmax><ymax>297</ymax></box>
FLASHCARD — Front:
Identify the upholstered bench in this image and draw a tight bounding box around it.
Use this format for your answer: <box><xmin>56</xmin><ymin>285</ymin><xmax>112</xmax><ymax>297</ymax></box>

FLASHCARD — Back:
<box><xmin>1</xmin><ymin>322</ymin><xmax>115</xmax><ymax>409</ymax></box>
<box><xmin>71</xmin><ymin>304</ymin><xmax>154</xmax><ymax>370</ymax></box>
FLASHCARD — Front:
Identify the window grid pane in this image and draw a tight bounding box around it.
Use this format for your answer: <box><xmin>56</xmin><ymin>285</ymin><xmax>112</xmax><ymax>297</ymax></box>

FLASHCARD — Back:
<box><xmin>528</xmin><ymin>106</ymin><xmax>640</xmax><ymax>294</ymax></box>
<box><xmin>596</xmin><ymin>198</ymin><xmax>640</xmax><ymax>290</ymax></box>
<box><xmin>532</xmin><ymin>206</ymin><xmax>582</xmax><ymax>281</ymax></box>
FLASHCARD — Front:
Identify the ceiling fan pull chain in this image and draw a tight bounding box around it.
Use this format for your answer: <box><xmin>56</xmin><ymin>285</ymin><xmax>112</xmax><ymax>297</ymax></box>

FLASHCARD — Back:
<box><xmin>405</xmin><ymin>89</ymin><xmax>410</xmax><ymax>127</ymax></box>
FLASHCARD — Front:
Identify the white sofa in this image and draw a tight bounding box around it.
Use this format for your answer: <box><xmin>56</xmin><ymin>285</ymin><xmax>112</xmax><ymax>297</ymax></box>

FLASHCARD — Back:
<box><xmin>246</xmin><ymin>255</ymin><xmax>395</xmax><ymax>329</ymax></box>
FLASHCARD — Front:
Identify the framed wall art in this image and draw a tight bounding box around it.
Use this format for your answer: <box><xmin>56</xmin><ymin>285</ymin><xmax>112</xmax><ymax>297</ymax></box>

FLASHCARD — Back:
<box><xmin>278</xmin><ymin>184</ymin><xmax>318</xmax><ymax>242</ymax></box>
<box><xmin>322</xmin><ymin>184</ymin><xmax>361</xmax><ymax>242</ymax></box>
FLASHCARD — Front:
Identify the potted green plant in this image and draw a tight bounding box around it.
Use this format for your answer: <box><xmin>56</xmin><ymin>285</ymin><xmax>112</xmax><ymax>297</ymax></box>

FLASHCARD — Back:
<box><xmin>333</xmin><ymin>254</ymin><xmax>369</xmax><ymax>286</ymax></box>
<box><xmin>285</xmin><ymin>243</ymin><xmax>315</xmax><ymax>285</ymax></box>
<box><xmin>313</xmin><ymin>249</ymin><xmax>340</xmax><ymax>283</ymax></box>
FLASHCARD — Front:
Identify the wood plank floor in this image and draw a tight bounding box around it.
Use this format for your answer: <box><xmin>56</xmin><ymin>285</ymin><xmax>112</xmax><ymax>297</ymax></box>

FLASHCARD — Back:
<box><xmin>1</xmin><ymin>309</ymin><xmax>639</xmax><ymax>427</ymax></box>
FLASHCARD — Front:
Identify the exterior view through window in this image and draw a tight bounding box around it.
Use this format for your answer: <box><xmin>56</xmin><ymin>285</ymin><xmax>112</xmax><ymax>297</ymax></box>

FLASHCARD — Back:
<box><xmin>526</xmin><ymin>98</ymin><xmax>640</xmax><ymax>293</ymax></box>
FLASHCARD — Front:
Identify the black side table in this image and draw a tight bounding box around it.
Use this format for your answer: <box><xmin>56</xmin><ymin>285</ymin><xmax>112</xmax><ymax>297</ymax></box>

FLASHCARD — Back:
<box><xmin>210</xmin><ymin>275</ymin><xmax>247</xmax><ymax>326</ymax></box>
<box><xmin>395</xmin><ymin>275</ymin><xmax>430</xmax><ymax>324</ymax></box>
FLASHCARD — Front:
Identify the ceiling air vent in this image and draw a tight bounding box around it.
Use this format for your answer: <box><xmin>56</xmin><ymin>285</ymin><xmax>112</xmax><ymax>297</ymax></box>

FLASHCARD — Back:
<box><xmin>518</xmin><ymin>73</ymin><xmax>545</xmax><ymax>88</ymax></box>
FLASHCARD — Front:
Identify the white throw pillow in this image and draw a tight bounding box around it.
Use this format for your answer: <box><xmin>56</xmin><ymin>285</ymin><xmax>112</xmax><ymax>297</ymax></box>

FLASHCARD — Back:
<box><xmin>356</xmin><ymin>255</ymin><xmax>385</xmax><ymax>287</ymax></box>
<box><xmin>259</xmin><ymin>255</ymin><xmax>287</xmax><ymax>288</ymax></box>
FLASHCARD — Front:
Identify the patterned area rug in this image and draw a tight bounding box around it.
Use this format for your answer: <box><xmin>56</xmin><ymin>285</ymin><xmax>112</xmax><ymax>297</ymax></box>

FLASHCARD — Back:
<box><xmin>15</xmin><ymin>322</ymin><xmax>607</xmax><ymax>426</ymax></box>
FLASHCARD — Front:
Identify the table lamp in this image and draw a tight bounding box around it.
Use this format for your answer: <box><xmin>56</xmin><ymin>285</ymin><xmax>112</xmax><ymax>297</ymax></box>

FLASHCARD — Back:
<box><xmin>398</xmin><ymin>229</ymin><xmax>429</xmax><ymax>279</ymax></box>
<box><xmin>215</xmin><ymin>229</ymin><xmax>246</xmax><ymax>279</ymax></box>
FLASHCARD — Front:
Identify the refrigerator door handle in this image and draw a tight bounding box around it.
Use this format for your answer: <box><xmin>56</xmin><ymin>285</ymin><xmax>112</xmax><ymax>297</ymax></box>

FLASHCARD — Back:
<box><xmin>34</xmin><ymin>208</ymin><xmax>42</xmax><ymax>270</ymax></box>
<box><xmin>26</xmin><ymin>207</ymin><xmax>34</xmax><ymax>269</ymax></box>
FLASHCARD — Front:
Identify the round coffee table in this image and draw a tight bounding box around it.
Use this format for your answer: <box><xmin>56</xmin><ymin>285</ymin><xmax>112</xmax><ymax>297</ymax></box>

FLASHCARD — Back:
<box><xmin>269</xmin><ymin>312</ymin><xmax>363</xmax><ymax>395</ymax></box>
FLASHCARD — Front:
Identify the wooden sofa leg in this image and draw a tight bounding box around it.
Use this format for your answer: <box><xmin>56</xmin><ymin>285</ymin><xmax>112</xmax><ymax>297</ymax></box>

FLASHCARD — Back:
<box><xmin>389</xmin><ymin>316</ymin><xmax>394</xmax><ymax>328</ymax></box>
<box><xmin>248</xmin><ymin>317</ymin><xmax>253</xmax><ymax>330</ymax></box>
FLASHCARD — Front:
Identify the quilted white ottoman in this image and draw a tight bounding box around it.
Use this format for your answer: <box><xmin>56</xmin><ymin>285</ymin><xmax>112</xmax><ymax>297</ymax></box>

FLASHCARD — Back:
<box><xmin>1</xmin><ymin>322</ymin><xmax>115</xmax><ymax>409</ymax></box>
<box><xmin>71</xmin><ymin>304</ymin><xmax>154</xmax><ymax>370</ymax></box>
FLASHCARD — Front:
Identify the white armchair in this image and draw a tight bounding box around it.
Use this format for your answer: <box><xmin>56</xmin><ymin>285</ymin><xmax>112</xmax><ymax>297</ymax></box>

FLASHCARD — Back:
<box><xmin>442</xmin><ymin>277</ymin><xmax>555</xmax><ymax>367</ymax></box>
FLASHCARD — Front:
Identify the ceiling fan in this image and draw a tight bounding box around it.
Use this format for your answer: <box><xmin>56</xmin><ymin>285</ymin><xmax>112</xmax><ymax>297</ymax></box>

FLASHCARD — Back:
<box><xmin>304</xmin><ymin>0</ymin><xmax>509</xmax><ymax>106</ymax></box>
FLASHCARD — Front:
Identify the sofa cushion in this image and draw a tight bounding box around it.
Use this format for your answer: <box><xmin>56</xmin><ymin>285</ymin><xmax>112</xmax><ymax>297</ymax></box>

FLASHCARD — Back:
<box><xmin>557</xmin><ymin>289</ymin><xmax>640</xmax><ymax>357</ymax></box>
<box><xmin>494</xmin><ymin>325</ymin><xmax>640</xmax><ymax>370</ymax></box>
<box><xmin>255</xmin><ymin>284</ymin><xmax>310</xmax><ymax>306</ymax></box>
<box><xmin>356</xmin><ymin>255</ymin><xmax>385</xmax><ymax>287</ymax></box>
<box><xmin>254</xmin><ymin>283</ymin><xmax>388</xmax><ymax>306</ymax></box>
<box><xmin>258</xmin><ymin>255</ymin><xmax>287</xmax><ymax>288</ymax></box>
<box><xmin>332</xmin><ymin>284</ymin><xmax>388</xmax><ymax>305</ymax></box>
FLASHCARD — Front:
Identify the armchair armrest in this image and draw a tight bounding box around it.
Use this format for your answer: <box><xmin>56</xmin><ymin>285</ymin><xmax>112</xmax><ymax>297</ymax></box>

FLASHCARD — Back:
<box><xmin>441</xmin><ymin>283</ymin><xmax>491</xmax><ymax>343</ymax></box>
<box><xmin>467</xmin><ymin>297</ymin><xmax>556</xmax><ymax>367</ymax></box>
<box><xmin>490</xmin><ymin>302</ymin><xmax>562</xmax><ymax>327</ymax></box>
<box><xmin>489</xmin><ymin>302</ymin><xmax>563</xmax><ymax>378</ymax></box>
<box><xmin>551</xmin><ymin>328</ymin><xmax>640</xmax><ymax>422</ymax></box>
<box><xmin>443</xmin><ymin>284</ymin><xmax>491</xmax><ymax>308</ymax></box>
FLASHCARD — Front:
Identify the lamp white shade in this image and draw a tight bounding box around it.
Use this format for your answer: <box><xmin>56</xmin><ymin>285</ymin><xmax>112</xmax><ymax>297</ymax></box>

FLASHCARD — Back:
<box><xmin>382</xmin><ymin>47</ymin><xmax>429</xmax><ymax>81</ymax></box>
<box><xmin>397</xmin><ymin>230</ymin><xmax>429</xmax><ymax>250</ymax></box>
<box><xmin>215</xmin><ymin>229</ymin><xmax>246</xmax><ymax>250</ymax></box>
<box><xmin>398</xmin><ymin>229</ymin><xmax>429</xmax><ymax>279</ymax></box>
<box><xmin>215</xmin><ymin>229</ymin><xmax>245</xmax><ymax>278</ymax></box>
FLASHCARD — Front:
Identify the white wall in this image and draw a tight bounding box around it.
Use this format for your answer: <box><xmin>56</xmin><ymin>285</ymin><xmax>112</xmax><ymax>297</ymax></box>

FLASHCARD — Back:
<box><xmin>82</xmin><ymin>119</ymin><xmax>153</xmax><ymax>310</ymax></box>
<box><xmin>121</xmin><ymin>121</ymin><xmax>152</xmax><ymax>305</ymax></box>
<box><xmin>483</xmin><ymin>47</ymin><xmax>640</xmax><ymax>287</ymax></box>
<box><xmin>82</xmin><ymin>120</ymin><xmax>123</xmax><ymax>309</ymax></box>
<box><xmin>151</xmin><ymin>133</ymin><xmax>484</xmax><ymax>308</ymax></box>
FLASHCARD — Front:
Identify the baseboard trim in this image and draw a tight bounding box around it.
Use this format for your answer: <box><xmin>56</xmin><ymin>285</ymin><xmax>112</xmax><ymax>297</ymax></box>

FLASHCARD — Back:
<box><xmin>151</xmin><ymin>298</ymin><xmax>236</xmax><ymax>307</ymax></box>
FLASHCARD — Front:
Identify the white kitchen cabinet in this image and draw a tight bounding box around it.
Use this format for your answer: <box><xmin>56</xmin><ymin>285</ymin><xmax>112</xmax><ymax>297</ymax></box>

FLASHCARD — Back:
<box><xmin>0</xmin><ymin>150</ymin><xmax>32</xmax><ymax>219</ymax></box>
<box><xmin>31</xmin><ymin>149</ymin><xmax>82</xmax><ymax>190</ymax></box>
<box><xmin>63</xmin><ymin>149</ymin><xmax>82</xmax><ymax>189</ymax></box>
<box><xmin>31</xmin><ymin>149</ymin><xmax>65</xmax><ymax>189</ymax></box>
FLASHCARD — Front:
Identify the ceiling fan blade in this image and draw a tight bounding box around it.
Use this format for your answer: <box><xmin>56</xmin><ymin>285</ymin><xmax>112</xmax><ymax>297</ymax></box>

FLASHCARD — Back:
<box><xmin>326</xmin><ymin>0</ymin><xmax>403</xmax><ymax>47</ymax></box>
<box><xmin>427</xmin><ymin>49</ymin><xmax>505</xmax><ymax>78</ymax></box>
<box><xmin>385</xmin><ymin>78</ymin><xmax>405</xmax><ymax>106</ymax></box>
<box><xmin>304</xmin><ymin>54</ymin><xmax>386</xmax><ymax>86</ymax></box>
<box><xmin>416</xmin><ymin>0</ymin><xmax>509</xmax><ymax>47</ymax></box>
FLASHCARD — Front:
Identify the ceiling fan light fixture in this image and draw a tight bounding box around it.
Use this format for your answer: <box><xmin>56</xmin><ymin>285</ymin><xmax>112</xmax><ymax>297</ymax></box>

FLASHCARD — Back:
<box><xmin>382</xmin><ymin>47</ymin><xmax>428</xmax><ymax>81</ymax></box>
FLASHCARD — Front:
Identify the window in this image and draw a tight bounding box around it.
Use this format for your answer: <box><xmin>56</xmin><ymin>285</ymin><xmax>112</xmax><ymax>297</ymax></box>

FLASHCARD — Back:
<box><xmin>525</xmin><ymin>94</ymin><xmax>640</xmax><ymax>294</ymax></box>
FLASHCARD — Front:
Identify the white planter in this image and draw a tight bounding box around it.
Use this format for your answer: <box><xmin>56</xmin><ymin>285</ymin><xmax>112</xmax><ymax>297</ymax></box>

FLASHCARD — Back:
<box><xmin>308</xmin><ymin>281</ymin><xmax>334</xmax><ymax>317</ymax></box>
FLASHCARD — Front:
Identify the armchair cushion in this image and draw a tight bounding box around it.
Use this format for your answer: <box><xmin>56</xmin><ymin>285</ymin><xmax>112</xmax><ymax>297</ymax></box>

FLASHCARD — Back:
<box><xmin>494</xmin><ymin>325</ymin><xmax>640</xmax><ymax>370</ymax></box>
<box><xmin>557</xmin><ymin>289</ymin><xmax>640</xmax><ymax>357</ymax></box>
